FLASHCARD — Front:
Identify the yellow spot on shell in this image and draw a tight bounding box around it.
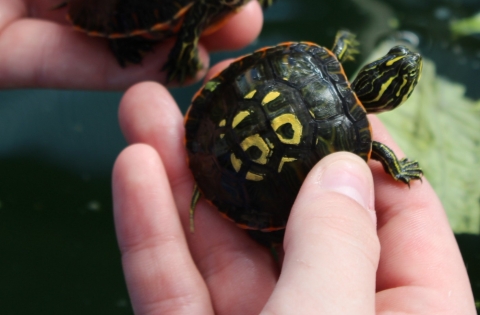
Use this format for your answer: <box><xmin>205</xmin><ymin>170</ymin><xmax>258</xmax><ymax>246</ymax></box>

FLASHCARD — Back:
<box><xmin>244</xmin><ymin>90</ymin><xmax>257</xmax><ymax>99</ymax></box>
<box><xmin>270</xmin><ymin>113</ymin><xmax>303</xmax><ymax>145</ymax></box>
<box><xmin>230</xmin><ymin>153</ymin><xmax>242</xmax><ymax>172</ymax></box>
<box><xmin>278</xmin><ymin>157</ymin><xmax>297</xmax><ymax>172</ymax></box>
<box><xmin>219</xmin><ymin>119</ymin><xmax>226</xmax><ymax>127</ymax></box>
<box><xmin>246</xmin><ymin>172</ymin><xmax>264</xmax><ymax>181</ymax></box>
<box><xmin>240</xmin><ymin>134</ymin><xmax>271</xmax><ymax>165</ymax></box>
<box><xmin>261</xmin><ymin>91</ymin><xmax>281</xmax><ymax>105</ymax></box>
<box><xmin>232</xmin><ymin>111</ymin><xmax>250</xmax><ymax>128</ymax></box>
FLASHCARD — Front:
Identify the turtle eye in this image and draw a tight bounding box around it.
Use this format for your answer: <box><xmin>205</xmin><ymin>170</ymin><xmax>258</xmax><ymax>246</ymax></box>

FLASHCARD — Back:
<box><xmin>409</xmin><ymin>69</ymin><xmax>418</xmax><ymax>77</ymax></box>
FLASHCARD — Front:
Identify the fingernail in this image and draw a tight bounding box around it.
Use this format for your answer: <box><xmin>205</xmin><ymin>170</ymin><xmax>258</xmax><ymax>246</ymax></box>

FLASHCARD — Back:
<box><xmin>317</xmin><ymin>155</ymin><xmax>372</xmax><ymax>211</ymax></box>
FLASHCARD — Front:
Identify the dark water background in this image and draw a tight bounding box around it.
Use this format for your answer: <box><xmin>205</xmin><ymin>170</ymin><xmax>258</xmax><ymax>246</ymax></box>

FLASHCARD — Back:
<box><xmin>1</xmin><ymin>0</ymin><xmax>479</xmax><ymax>313</ymax></box>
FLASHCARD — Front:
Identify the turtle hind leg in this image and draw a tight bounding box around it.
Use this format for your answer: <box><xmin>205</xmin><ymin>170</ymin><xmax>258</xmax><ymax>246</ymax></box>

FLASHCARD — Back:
<box><xmin>371</xmin><ymin>141</ymin><xmax>423</xmax><ymax>186</ymax></box>
<box><xmin>162</xmin><ymin>2</ymin><xmax>213</xmax><ymax>83</ymax></box>
<box><xmin>108</xmin><ymin>37</ymin><xmax>157</xmax><ymax>67</ymax></box>
<box><xmin>331</xmin><ymin>30</ymin><xmax>360</xmax><ymax>63</ymax></box>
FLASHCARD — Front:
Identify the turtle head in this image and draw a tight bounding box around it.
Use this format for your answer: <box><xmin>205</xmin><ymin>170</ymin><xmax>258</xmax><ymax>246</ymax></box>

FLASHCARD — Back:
<box><xmin>351</xmin><ymin>46</ymin><xmax>422</xmax><ymax>113</ymax></box>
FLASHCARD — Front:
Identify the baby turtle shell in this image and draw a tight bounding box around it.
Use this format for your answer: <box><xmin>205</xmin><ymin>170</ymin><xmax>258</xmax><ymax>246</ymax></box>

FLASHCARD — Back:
<box><xmin>185</xmin><ymin>31</ymin><xmax>423</xmax><ymax>239</ymax></box>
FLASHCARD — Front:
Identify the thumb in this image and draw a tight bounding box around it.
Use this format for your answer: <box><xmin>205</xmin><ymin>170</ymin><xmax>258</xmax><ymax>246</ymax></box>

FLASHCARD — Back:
<box><xmin>262</xmin><ymin>152</ymin><xmax>380</xmax><ymax>315</ymax></box>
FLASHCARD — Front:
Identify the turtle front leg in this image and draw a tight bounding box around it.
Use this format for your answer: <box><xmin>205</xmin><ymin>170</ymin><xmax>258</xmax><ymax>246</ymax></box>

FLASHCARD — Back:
<box><xmin>371</xmin><ymin>141</ymin><xmax>423</xmax><ymax>186</ymax></box>
<box><xmin>331</xmin><ymin>30</ymin><xmax>360</xmax><ymax>63</ymax></box>
<box><xmin>162</xmin><ymin>7</ymin><xmax>207</xmax><ymax>83</ymax></box>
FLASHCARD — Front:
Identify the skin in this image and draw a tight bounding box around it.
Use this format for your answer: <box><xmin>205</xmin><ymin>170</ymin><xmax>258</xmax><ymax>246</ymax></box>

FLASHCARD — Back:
<box><xmin>0</xmin><ymin>0</ymin><xmax>263</xmax><ymax>89</ymax></box>
<box><xmin>112</xmin><ymin>72</ymin><xmax>476</xmax><ymax>314</ymax></box>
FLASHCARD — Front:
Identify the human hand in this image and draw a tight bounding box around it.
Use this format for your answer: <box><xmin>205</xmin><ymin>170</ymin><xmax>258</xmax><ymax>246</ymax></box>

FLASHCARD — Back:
<box><xmin>0</xmin><ymin>0</ymin><xmax>264</xmax><ymax>89</ymax></box>
<box><xmin>112</xmin><ymin>71</ymin><xmax>476</xmax><ymax>314</ymax></box>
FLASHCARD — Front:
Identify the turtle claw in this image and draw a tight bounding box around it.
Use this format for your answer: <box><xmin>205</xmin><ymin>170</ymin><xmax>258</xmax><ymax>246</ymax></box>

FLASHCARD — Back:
<box><xmin>395</xmin><ymin>158</ymin><xmax>423</xmax><ymax>186</ymax></box>
<box><xmin>371</xmin><ymin>141</ymin><xmax>423</xmax><ymax>186</ymax></box>
<box><xmin>332</xmin><ymin>30</ymin><xmax>360</xmax><ymax>63</ymax></box>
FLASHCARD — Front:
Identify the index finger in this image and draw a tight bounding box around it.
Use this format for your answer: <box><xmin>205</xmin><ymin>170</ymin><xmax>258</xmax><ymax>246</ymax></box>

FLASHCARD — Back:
<box><xmin>368</xmin><ymin>117</ymin><xmax>475</xmax><ymax>312</ymax></box>
<box><xmin>118</xmin><ymin>80</ymin><xmax>278</xmax><ymax>315</ymax></box>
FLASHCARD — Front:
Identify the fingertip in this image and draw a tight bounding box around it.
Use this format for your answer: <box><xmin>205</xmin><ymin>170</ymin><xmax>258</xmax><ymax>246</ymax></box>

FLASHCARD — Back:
<box><xmin>118</xmin><ymin>81</ymin><xmax>180</xmax><ymax>144</ymax></box>
<box><xmin>119</xmin><ymin>80</ymin><xmax>170</xmax><ymax>111</ymax></box>
<box><xmin>285</xmin><ymin>152</ymin><xmax>379</xmax><ymax>257</ymax></box>
<box><xmin>200</xmin><ymin>1</ymin><xmax>264</xmax><ymax>51</ymax></box>
<box><xmin>295</xmin><ymin>152</ymin><xmax>376</xmax><ymax>221</ymax></box>
<box><xmin>113</xmin><ymin>143</ymin><xmax>161</xmax><ymax>182</ymax></box>
<box><xmin>120</xmin><ymin>81</ymin><xmax>167</xmax><ymax>107</ymax></box>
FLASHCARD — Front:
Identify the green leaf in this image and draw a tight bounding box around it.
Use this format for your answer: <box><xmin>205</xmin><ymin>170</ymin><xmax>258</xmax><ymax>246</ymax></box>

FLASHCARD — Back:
<box><xmin>451</xmin><ymin>12</ymin><xmax>480</xmax><ymax>37</ymax></box>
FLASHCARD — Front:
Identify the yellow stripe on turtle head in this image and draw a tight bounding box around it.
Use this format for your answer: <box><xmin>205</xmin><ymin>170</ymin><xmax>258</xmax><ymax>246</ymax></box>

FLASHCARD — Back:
<box><xmin>364</xmin><ymin>76</ymin><xmax>395</xmax><ymax>104</ymax></box>
<box><xmin>386</xmin><ymin>56</ymin><xmax>404</xmax><ymax>66</ymax></box>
